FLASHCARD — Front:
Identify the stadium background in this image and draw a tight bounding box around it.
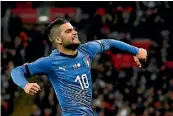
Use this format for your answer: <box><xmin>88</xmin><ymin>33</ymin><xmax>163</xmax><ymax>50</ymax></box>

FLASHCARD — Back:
<box><xmin>1</xmin><ymin>1</ymin><xmax>173</xmax><ymax>116</ymax></box>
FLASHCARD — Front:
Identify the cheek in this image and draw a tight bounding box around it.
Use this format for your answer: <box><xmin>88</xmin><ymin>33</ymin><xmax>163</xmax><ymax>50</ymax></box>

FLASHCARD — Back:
<box><xmin>61</xmin><ymin>37</ymin><xmax>72</xmax><ymax>45</ymax></box>
<box><xmin>61</xmin><ymin>34</ymin><xmax>71</xmax><ymax>40</ymax></box>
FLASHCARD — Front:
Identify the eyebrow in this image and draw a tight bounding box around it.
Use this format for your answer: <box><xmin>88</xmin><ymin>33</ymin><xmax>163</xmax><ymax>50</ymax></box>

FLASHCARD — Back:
<box><xmin>65</xmin><ymin>27</ymin><xmax>76</xmax><ymax>32</ymax></box>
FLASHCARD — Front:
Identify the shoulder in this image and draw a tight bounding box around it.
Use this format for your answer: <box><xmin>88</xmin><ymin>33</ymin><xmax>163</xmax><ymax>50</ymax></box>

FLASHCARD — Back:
<box><xmin>78</xmin><ymin>41</ymin><xmax>100</xmax><ymax>58</ymax></box>
<box><xmin>48</xmin><ymin>49</ymin><xmax>66</xmax><ymax>62</ymax></box>
<box><xmin>79</xmin><ymin>41</ymin><xmax>102</xmax><ymax>48</ymax></box>
<box><xmin>78</xmin><ymin>41</ymin><xmax>102</xmax><ymax>52</ymax></box>
<box><xmin>78</xmin><ymin>43</ymin><xmax>91</xmax><ymax>55</ymax></box>
<box><xmin>35</xmin><ymin>49</ymin><xmax>59</xmax><ymax>65</ymax></box>
<box><xmin>79</xmin><ymin>41</ymin><xmax>97</xmax><ymax>49</ymax></box>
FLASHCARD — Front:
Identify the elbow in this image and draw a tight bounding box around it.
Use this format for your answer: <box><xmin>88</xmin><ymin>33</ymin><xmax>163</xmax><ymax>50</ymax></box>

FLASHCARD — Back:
<box><xmin>11</xmin><ymin>66</ymin><xmax>23</xmax><ymax>83</ymax></box>
<box><xmin>11</xmin><ymin>67</ymin><xmax>18</xmax><ymax>83</ymax></box>
<box><xmin>11</xmin><ymin>68</ymin><xmax>16</xmax><ymax>79</ymax></box>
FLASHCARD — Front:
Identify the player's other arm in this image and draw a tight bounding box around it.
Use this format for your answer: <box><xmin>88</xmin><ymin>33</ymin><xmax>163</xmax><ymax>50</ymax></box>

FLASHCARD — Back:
<box><xmin>11</xmin><ymin>57</ymin><xmax>52</xmax><ymax>95</ymax></box>
<box><xmin>85</xmin><ymin>39</ymin><xmax>147</xmax><ymax>67</ymax></box>
<box><xmin>101</xmin><ymin>39</ymin><xmax>147</xmax><ymax>67</ymax></box>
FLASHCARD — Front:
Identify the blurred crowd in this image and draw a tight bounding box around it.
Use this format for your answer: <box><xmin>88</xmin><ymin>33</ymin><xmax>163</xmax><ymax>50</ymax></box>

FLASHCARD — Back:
<box><xmin>1</xmin><ymin>1</ymin><xmax>173</xmax><ymax>116</ymax></box>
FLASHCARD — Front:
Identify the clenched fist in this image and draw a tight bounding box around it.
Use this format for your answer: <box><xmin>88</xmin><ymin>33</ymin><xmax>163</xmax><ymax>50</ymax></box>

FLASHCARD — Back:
<box><xmin>24</xmin><ymin>83</ymin><xmax>41</xmax><ymax>95</ymax></box>
<box><xmin>134</xmin><ymin>48</ymin><xmax>148</xmax><ymax>67</ymax></box>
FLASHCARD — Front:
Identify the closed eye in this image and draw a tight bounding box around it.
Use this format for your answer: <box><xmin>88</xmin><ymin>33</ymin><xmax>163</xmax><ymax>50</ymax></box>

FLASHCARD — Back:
<box><xmin>65</xmin><ymin>29</ymin><xmax>72</xmax><ymax>33</ymax></box>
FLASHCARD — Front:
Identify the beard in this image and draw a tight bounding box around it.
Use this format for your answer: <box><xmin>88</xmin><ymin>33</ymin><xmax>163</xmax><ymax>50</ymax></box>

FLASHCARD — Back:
<box><xmin>64</xmin><ymin>43</ymin><xmax>80</xmax><ymax>51</ymax></box>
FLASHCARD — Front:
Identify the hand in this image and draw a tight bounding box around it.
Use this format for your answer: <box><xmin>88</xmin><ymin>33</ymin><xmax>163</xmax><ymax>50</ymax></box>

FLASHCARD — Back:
<box><xmin>134</xmin><ymin>48</ymin><xmax>147</xmax><ymax>67</ymax></box>
<box><xmin>24</xmin><ymin>83</ymin><xmax>41</xmax><ymax>95</ymax></box>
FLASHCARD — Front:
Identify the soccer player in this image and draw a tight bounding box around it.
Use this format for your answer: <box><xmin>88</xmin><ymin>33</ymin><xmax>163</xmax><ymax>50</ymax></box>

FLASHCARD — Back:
<box><xmin>11</xmin><ymin>18</ymin><xmax>147</xmax><ymax>116</ymax></box>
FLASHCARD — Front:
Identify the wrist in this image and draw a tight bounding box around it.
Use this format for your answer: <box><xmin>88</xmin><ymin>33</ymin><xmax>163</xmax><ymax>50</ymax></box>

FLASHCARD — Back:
<box><xmin>135</xmin><ymin>47</ymin><xmax>140</xmax><ymax>56</ymax></box>
<box><xmin>21</xmin><ymin>82</ymin><xmax>29</xmax><ymax>89</ymax></box>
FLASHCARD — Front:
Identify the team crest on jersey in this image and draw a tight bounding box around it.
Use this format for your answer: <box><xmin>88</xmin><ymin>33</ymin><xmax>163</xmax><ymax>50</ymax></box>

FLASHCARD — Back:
<box><xmin>83</xmin><ymin>55</ymin><xmax>90</xmax><ymax>68</ymax></box>
<box><xmin>73</xmin><ymin>63</ymin><xmax>81</xmax><ymax>69</ymax></box>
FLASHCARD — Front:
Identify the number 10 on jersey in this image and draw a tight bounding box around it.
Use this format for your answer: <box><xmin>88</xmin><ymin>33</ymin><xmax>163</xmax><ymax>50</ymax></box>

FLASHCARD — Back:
<box><xmin>75</xmin><ymin>74</ymin><xmax>89</xmax><ymax>90</ymax></box>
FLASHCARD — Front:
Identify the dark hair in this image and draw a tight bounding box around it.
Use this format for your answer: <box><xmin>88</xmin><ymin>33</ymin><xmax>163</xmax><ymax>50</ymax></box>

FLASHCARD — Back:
<box><xmin>47</xmin><ymin>18</ymin><xmax>69</xmax><ymax>43</ymax></box>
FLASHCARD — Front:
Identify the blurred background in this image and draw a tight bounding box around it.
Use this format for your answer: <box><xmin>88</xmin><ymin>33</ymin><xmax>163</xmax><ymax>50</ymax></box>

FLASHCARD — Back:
<box><xmin>1</xmin><ymin>1</ymin><xmax>173</xmax><ymax>116</ymax></box>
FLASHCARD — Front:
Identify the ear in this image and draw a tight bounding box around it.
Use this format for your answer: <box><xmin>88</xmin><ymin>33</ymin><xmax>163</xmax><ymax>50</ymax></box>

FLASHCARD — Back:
<box><xmin>56</xmin><ymin>37</ymin><xmax>62</xmax><ymax>44</ymax></box>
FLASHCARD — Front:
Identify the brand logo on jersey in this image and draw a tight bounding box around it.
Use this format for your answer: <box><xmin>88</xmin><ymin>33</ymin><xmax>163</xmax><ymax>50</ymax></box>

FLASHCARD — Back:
<box><xmin>83</xmin><ymin>55</ymin><xmax>90</xmax><ymax>68</ymax></box>
<box><xmin>58</xmin><ymin>66</ymin><xmax>66</xmax><ymax>71</ymax></box>
<box><xmin>73</xmin><ymin>63</ymin><xmax>81</xmax><ymax>69</ymax></box>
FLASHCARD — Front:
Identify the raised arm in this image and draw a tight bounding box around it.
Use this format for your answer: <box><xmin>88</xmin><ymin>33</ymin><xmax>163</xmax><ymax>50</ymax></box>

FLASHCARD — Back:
<box><xmin>81</xmin><ymin>39</ymin><xmax>147</xmax><ymax>67</ymax></box>
<box><xmin>11</xmin><ymin>56</ymin><xmax>52</xmax><ymax>95</ymax></box>
<box><xmin>103</xmin><ymin>39</ymin><xmax>147</xmax><ymax>67</ymax></box>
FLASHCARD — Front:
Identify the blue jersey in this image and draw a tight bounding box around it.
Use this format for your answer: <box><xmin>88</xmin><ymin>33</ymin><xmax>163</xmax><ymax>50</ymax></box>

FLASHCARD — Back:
<box><xmin>11</xmin><ymin>39</ymin><xmax>139</xmax><ymax>116</ymax></box>
<box><xmin>26</xmin><ymin>40</ymin><xmax>109</xmax><ymax>116</ymax></box>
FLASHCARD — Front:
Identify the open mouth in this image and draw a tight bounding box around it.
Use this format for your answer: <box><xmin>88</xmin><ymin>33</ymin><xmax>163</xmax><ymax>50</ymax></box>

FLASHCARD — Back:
<box><xmin>72</xmin><ymin>36</ymin><xmax>78</xmax><ymax>41</ymax></box>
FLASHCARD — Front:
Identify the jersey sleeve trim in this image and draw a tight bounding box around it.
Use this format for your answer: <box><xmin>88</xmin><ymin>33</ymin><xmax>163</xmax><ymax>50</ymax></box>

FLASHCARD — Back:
<box><xmin>94</xmin><ymin>40</ymin><xmax>104</xmax><ymax>53</ymax></box>
<box><xmin>24</xmin><ymin>64</ymin><xmax>32</xmax><ymax>78</ymax></box>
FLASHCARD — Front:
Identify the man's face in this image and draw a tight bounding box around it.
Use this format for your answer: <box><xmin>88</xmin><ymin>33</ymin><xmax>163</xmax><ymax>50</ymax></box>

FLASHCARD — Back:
<box><xmin>58</xmin><ymin>22</ymin><xmax>81</xmax><ymax>49</ymax></box>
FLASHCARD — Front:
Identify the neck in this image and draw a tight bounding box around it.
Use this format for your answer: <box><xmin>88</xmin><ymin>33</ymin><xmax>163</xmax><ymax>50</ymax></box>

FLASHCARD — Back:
<box><xmin>56</xmin><ymin>46</ymin><xmax>78</xmax><ymax>56</ymax></box>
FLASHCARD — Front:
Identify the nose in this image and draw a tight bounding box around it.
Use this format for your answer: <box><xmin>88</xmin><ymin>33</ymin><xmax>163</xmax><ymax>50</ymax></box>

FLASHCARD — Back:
<box><xmin>72</xmin><ymin>29</ymin><xmax>77</xmax><ymax>35</ymax></box>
